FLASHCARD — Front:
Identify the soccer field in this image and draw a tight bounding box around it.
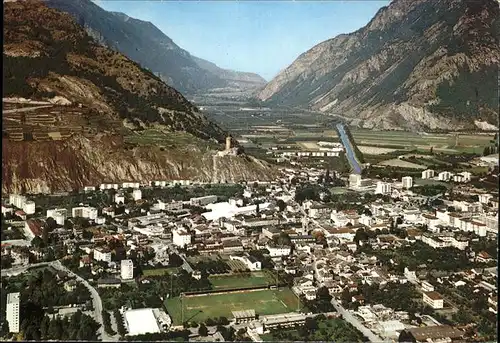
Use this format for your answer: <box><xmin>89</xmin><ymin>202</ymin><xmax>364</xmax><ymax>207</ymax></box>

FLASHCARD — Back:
<box><xmin>165</xmin><ymin>288</ymin><xmax>302</xmax><ymax>325</ymax></box>
<box><xmin>208</xmin><ymin>271</ymin><xmax>275</xmax><ymax>289</ymax></box>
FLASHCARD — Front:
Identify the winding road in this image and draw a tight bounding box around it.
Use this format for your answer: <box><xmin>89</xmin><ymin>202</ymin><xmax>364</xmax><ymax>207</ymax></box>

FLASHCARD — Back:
<box><xmin>49</xmin><ymin>261</ymin><xmax>113</xmax><ymax>341</ymax></box>
<box><xmin>3</xmin><ymin>261</ymin><xmax>112</xmax><ymax>341</ymax></box>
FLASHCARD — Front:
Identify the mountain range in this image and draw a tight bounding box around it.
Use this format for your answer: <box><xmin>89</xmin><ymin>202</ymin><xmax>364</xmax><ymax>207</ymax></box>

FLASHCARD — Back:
<box><xmin>45</xmin><ymin>0</ymin><xmax>266</xmax><ymax>94</ymax></box>
<box><xmin>2</xmin><ymin>0</ymin><xmax>276</xmax><ymax>194</ymax></box>
<box><xmin>258</xmin><ymin>0</ymin><xmax>500</xmax><ymax>131</ymax></box>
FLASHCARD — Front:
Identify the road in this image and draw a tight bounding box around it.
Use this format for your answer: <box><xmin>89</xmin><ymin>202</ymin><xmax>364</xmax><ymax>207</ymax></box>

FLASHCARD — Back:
<box><xmin>167</xmin><ymin>243</ymin><xmax>194</xmax><ymax>273</ymax></box>
<box><xmin>330</xmin><ymin>297</ymin><xmax>386</xmax><ymax>343</ymax></box>
<box><xmin>3</xmin><ymin>105</ymin><xmax>53</xmax><ymax>114</ymax></box>
<box><xmin>336</xmin><ymin>123</ymin><xmax>362</xmax><ymax>174</ymax></box>
<box><xmin>49</xmin><ymin>261</ymin><xmax>113</xmax><ymax>341</ymax></box>
<box><xmin>1</xmin><ymin>261</ymin><xmax>51</xmax><ymax>277</ymax></box>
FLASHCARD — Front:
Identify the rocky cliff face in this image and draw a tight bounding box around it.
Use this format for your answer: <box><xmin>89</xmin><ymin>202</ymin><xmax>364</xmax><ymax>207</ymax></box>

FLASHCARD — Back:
<box><xmin>45</xmin><ymin>0</ymin><xmax>265</xmax><ymax>94</ymax></box>
<box><xmin>2</xmin><ymin>135</ymin><xmax>277</xmax><ymax>194</ymax></box>
<box><xmin>259</xmin><ymin>0</ymin><xmax>500</xmax><ymax>131</ymax></box>
<box><xmin>3</xmin><ymin>0</ymin><xmax>277</xmax><ymax>194</ymax></box>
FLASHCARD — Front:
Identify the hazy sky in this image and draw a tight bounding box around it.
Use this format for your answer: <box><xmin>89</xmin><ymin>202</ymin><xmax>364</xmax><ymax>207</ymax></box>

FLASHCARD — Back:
<box><xmin>97</xmin><ymin>1</ymin><xmax>389</xmax><ymax>80</ymax></box>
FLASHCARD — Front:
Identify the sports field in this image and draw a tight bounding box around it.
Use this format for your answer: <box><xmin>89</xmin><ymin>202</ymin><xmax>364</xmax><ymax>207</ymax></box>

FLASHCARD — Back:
<box><xmin>164</xmin><ymin>288</ymin><xmax>302</xmax><ymax>325</ymax></box>
<box><xmin>209</xmin><ymin>271</ymin><xmax>275</xmax><ymax>289</ymax></box>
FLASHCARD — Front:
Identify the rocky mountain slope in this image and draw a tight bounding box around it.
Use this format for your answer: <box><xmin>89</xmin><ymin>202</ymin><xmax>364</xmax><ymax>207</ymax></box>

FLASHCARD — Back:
<box><xmin>258</xmin><ymin>0</ymin><xmax>500</xmax><ymax>131</ymax></box>
<box><xmin>45</xmin><ymin>0</ymin><xmax>266</xmax><ymax>94</ymax></box>
<box><xmin>192</xmin><ymin>56</ymin><xmax>267</xmax><ymax>90</ymax></box>
<box><xmin>3</xmin><ymin>0</ymin><xmax>276</xmax><ymax>194</ymax></box>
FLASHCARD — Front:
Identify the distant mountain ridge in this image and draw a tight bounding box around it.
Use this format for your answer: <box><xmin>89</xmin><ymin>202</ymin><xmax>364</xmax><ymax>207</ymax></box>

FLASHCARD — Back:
<box><xmin>45</xmin><ymin>0</ymin><xmax>266</xmax><ymax>94</ymax></box>
<box><xmin>258</xmin><ymin>0</ymin><xmax>500</xmax><ymax>131</ymax></box>
<box><xmin>2</xmin><ymin>0</ymin><xmax>277</xmax><ymax>194</ymax></box>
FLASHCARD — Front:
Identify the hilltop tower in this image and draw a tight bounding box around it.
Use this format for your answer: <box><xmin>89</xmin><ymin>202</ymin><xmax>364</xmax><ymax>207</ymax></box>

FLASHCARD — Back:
<box><xmin>225</xmin><ymin>135</ymin><xmax>232</xmax><ymax>151</ymax></box>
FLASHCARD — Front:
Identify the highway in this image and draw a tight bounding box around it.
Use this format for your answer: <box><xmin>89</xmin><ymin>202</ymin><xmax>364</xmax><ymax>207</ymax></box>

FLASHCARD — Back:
<box><xmin>336</xmin><ymin>123</ymin><xmax>362</xmax><ymax>174</ymax></box>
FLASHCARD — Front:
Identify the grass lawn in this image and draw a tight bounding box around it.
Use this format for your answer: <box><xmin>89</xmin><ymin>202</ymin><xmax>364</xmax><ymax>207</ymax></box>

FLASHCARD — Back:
<box><xmin>142</xmin><ymin>267</ymin><xmax>179</xmax><ymax>277</ymax></box>
<box><xmin>208</xmin><ymin>271</ymin><xmax>275</xmax><ymax>289</ymax></box>
<box><xmin>164</xmin><ymin>288</ymin><xmax>302</xmax><ymax>325</ymax></box>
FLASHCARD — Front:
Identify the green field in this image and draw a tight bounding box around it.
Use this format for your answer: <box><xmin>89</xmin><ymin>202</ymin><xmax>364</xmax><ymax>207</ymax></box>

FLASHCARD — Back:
<box><xmin>208</xmin><ymin>271</ymin><xmax>276</xmax><ymax>289</ymax></box>
<box><xmin>142</xmin><ymin>267</ymin><xmax>179</xmax><ymax>277</ymax></box>
<box><xmin>165</xmin><ymin>288</ymin><xmax>302</xmax><ymax>325</ymax></box>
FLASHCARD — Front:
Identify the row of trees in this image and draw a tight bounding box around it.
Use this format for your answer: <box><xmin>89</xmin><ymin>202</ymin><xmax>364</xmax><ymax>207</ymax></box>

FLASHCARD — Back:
<box><xmin>113</xmin><ymin>309</ymin><xmax>127</xmax><ymax>337</ymax></box>
<box><xmin>102</xmin><ymin>310</ymin><xmax>116</xmax><ymax>336</ymax></box>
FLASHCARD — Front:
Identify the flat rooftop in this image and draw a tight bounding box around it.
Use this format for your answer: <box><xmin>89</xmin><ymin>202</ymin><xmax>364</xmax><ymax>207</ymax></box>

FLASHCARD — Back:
<box><xmin>124</xmin><ymin>308</ymin><xmax>160</xmax><ymax>336</ymax></box>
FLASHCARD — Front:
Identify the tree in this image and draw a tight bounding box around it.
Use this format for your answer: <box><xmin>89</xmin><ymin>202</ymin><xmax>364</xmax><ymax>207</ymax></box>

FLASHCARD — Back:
<box><xmin>46</xmin><ymin>217</ymin><xmax>57</xmax><ymax>231</ymax></box>
<box><xmin>398</xmin><ymin>330</ymin><xmax>416</xmax><ymax>342</ymax></box>
<box><xmin>198</xmin><ymin>324</ymin><xmax>208</xmax><ymax>337</ymax></box>
<box><xmin>42</xmin><ymin>225</ymin><xmax>50</xmax><ymax>245</ymax></box>
<box><xmin>483</xmin><ymin>146</ymin><xmax>491</xmax><ymax>156</ymax></box>
<box><xmin>304</xmin><ymin>317</ymin><xmax>318</xmax><ymax>331</ymax></box>
<box><xmin>276</xmin><ymin>199</ymin><xmax>286</xmax><ymax>212</ymax></box>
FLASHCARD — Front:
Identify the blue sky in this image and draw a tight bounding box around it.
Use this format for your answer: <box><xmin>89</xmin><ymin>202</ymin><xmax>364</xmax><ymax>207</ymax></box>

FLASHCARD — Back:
<box><xmin>97</xmin><ymin>1</ymin><xmax>389</xmax><ymax>80</ymax></box>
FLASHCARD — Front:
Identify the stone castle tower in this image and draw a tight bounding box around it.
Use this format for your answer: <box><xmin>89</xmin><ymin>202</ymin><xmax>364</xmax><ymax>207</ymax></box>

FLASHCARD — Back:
<box><xmin>225</xmin><ymin>135</ymin><xmax>232</xmax><ymax>151</ymax></box>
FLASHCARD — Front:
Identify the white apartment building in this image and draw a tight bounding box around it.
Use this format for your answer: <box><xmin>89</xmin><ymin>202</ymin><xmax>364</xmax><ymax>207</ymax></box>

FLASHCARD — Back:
<box><xmin>132</xmin><ymin>189</ymin><xmax>142</xmax><ymax>201</ymax></box>
<box><xmin>157</xmin><ymin>200</ymin><xmax>183</xmax><ymax>211</ymax></box>
<box><xmin>121</xmin><ymin>259</ymin><xmax>134</xmax><ymax>280</ymax></box>
<box><xmin>438</xmin><ymin>171</ymin><xmax>452</xmax><ymax>181</ymax></box>
<box><xmin>421</xmin><ymin>169</ymin><xmax>435</xmax><ymax>179</ymax></box>
<box><xmin>478</xmin><ymin>215</ymin><xmax>498</xmax><ymax>234</ymax></box>
<box><xmin>422</xmin><ymin>291</ymin><xmax>444</xmax><ymax>309</ymax></box>
<box><xmin>47</xmin><ymin>208</ymin><xmax>68</xmax><ymax>226</ymax></box>
<box><xmin>6</xmin><ymin>292</ymin><xmax>20</xmax><ymax>333</ymax></box>
<box><xmin>23</xmin><ymin>201</ymin><xmax>36</xmax><ymax>215</ymax></box>
<box><xmin>479</xmin><ymin>194</ymin><xmax>493</xmax><ymax>204</ymax></box>
<box><xmin>122</xmin><ymin>182</ymin><xmax>140</xmax><ymax>189</ymax></box>
<box><xmin>421</xmin><ymin>234</ymin><xmax>469</xmax><ymax>250</ymax></box>
<box><xmin>72</xmin><ymin>206</ymin><xmax>98</xmax><ymax>220</ymax></box>
<box><xmin>349</xmin><ymin>174</ymin><xmax>362</xmax><ymax>188</ymax></box>
<box><xmin>266</xmin><ymin>244</ymin><xmax>292</xmax><ymax>257</ymax></box>
<box><xmin>375</xmin><ymin>182</ymin><xmax>392</xmax><ymax>195</ymax></box>
<box><xmin>190</xmin><ymin>195</ymin><xmax>218</xmax><ymax>206</ymax></box>
<box><xmin>9</xmin><ymin>194</ymin><xmax>26</xmax><ymax>209</ymax></box>
<box><xmin>421</xmin><ymin>281</ymin><xmax>435</xmax><ymax>292</ymax></box>
<box><xmin>172</xmin><ymin>228</ymin><xmax>192</xmax><ymax>247</ymax></box>
<box><xmin>100</xmin><ymin>183</ymin><xmax>119</xmax><ymax>190</ymax></box>
<box><xmin>402</xmin><ymin>176</ymin><xmax>413</xmax><ymax>189</ymax></box>
<box><xmin>115</xmin><ymin>193</ymin><xmax>126</xmax><ymax>204</ymax></box>
<box><xmin>94</xmin><ymin>248</ymin><xmax>112</xmax><ymax>263</ymax></box>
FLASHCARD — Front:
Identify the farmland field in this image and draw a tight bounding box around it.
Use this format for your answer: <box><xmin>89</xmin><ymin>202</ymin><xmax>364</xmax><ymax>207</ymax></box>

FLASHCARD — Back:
<box><xmin>357</xmin><ymin>145</ymin><xmax>399</xmax><ymax>155</ymax></box>
<box><xmin>351</xmin><ymin>129</ymin><xmax>494</xmax><ymax>155</ymax></box>
<box><xmin>297</xmin><ymin>141</ymin><xmax>321</xmax><ymax>150</ymax></box>
<box><xmin>209</xmin><ymin>271</ymin><xmax>276</xmax><ymax>290</ymax></box>
<box><xmin>378</xmin><ymin>159</ymin><xmax>427</xmax><ymax>169</ymax></box>
<box><xmin>165</xmin><ymin>288</ymin><xmax>302</xmax><ymax>325</ymax></box>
